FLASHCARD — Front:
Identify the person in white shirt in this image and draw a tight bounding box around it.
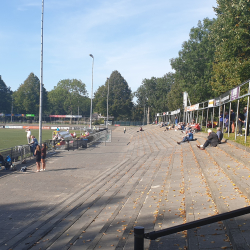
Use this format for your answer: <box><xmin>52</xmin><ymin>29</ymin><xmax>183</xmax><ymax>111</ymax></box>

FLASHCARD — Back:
<box><xmin>26</xmin><ymin>129</ymin><xmax>31</xmax><ymax>144</ymax></box>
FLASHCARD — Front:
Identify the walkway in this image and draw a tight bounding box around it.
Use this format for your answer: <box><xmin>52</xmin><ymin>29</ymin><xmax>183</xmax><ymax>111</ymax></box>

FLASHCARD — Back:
<box><xmin>0</xmin><ymin>125</ymin><xmax>250</xmax><ymax>249</ymax></box>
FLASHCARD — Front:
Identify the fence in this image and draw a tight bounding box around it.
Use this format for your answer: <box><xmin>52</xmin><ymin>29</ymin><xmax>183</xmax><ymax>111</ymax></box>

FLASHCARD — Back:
<box><xmin>134</xmin><ymin>206</ymin><xmax>250</xmax><ymax>250</ymax></box>
<box><xmin>114</xmin><ymin>121</ymin><xmax>146</xmax><ymax>126</ymax></box>
<box><xmin>0</xmin><ymin>129</ymin><xmax>109</xmax><ymax>167</ymax></box>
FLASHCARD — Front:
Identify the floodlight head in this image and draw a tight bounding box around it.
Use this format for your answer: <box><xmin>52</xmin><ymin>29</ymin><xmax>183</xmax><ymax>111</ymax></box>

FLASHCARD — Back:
<box><xmin>89</xmin><ymin>54</ymin><xmax>94</xmax><ymax>58</ymax></box>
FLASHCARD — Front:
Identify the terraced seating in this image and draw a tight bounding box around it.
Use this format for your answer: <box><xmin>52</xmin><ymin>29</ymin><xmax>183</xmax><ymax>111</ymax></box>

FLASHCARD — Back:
<box><xmin>0</xmin><ymin>125</ymin><xmax>250</xmax><ymax>249</ymax></box>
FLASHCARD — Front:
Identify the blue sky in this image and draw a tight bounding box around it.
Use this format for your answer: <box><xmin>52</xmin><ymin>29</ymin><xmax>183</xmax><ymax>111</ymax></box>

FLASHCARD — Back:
<box><xmin>0</xmin><ymin>0</ymin><xmax>217</xmax><ymax>97</ymax></box>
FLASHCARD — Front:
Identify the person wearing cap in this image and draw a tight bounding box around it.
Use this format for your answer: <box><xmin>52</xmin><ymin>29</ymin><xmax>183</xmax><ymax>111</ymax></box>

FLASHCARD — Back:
<box><xmin>197</xmin><ymin>129</ymin><xmax>219</xmax><ymax>150</ymax></box>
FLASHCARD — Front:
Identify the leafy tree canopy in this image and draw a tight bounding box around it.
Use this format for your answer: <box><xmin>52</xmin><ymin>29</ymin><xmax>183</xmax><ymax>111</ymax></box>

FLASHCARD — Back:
<box><xmin>211</xmin><ymin>0</ymin><xmax>250</xmax><ymax>95</ymax></box>
<box><xmin>169</xmin><ymin>18</ymin><xmax>216</xmax><ymax>106</ymax></box>
<box><xmin>48</xmin><ymin>79</ymin><xmax>89</xmax><ymax>115</ymax></box>
<box><xmin>134</xmin><ymin>73</ymin><xmax>174</xmax><ymax>121</ymax></box>
<box><xmin>13</xmin><ymin>73</ymin><xmax>48</xmax><ymax>115</ymax></box>
<box><xmin>94</xmin><ymin>70</ymin><xmax>133</xmax><ymax>120</ymax></box>
<box><xmin>0</xmin><ymin>75</ymin><xmax>12</xmax><ymax>113</ymax></box>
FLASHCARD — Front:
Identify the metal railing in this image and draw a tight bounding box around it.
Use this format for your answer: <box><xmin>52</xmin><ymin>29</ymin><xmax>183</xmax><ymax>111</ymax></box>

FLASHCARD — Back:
<box><xmin>134</xmin><ymin>206</ymin><xmax>250</xmax><ymax>250</ymax></box>
<box><xmin>0</xmin><ymin>129</ymin><xmax>108</xmax><ymax>168</ymax></box>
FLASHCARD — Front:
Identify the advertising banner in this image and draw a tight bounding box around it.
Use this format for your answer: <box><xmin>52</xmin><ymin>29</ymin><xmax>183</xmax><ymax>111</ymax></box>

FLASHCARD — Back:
<box><xmin>231</xmin><ymin>87</ymin><xmax>239</xmax><ymax>101</ymax></box>
<box><xmin>23</xmin><ymin>126</ymin><xmax>39</xmax><ymax>129</ymax></box>
<box><xmin>26</xmin><ymin>114</ymin><xmax>35</xmax><ymax>117</ymax></box>
<box><xmin>183</xmin><ymin>92</ymin><xmax>188</xmax><ymax>108</ymax></box>
<box><xmin>50</xmin><ymin>115</ymin><xmax>82</xmax><ymax>118</ymax></box>
<box><xmin>187</xmin><ymin>104</ymin><xmax>199</xmax><ymax>111</ymax></box>
<box><xmin>65</xmin><ymin>115</ymin><xmax>82</xmax><ymax>118</ymax></box>
<box><xmin>220</xmin><ymin>91</ymin><xmax>230</xmax><ymax>105</ymax></box>
<box><xmin>0</xmin><ymin>126</ymin><xmax>5</xmax><ymax>128</ymax></box>
<box><xmin>50</xmin><ymin>115</ymin><xmax>66</xmax><ymax>118</ymax></box>
<box><xmin>214</xmin><ymin>98</ymin><xmax>220</xmax><ymax>107</ymax></box>
<box><xmin>5</xmin><ymin>126</ymin><xmax>23</xmax><ymax>129</ymax></box>
<box><xmin>157</xmin><ymin>113</ymin><xmax>160</xmax><ymax>117</ymax></box>
<box><xmin>0</xmin><ymin>113</ymin><xmax>4</xmax><ymax>117</ymax></box>
<box><xmin>171</xmin><ymin>109</ymin><xmax>180</xmax><ymax>115</ymax></box>
<box><xmin>208</xmin><ymin>99</ymin><xmax>214</xmax><ymax>107</ymax></box>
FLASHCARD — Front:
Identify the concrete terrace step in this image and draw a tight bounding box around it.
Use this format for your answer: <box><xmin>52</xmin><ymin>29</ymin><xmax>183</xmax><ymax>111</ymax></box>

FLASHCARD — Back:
<box><xmin>1</xmin><ymin>126</ymin><xmax>250</xmax><ymax>249</ymax></box>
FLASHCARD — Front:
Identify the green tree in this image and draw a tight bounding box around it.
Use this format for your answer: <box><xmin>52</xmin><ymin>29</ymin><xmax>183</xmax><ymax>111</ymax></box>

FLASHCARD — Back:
<box><xmin>94</xmin><ymin>84</ymin><xmax>107</xmax><ymax>116</ymax></box>
<box><xmin>13</xmin><ymin>73</ymin><xmax>48</xmax><ymax>115</ymax></box>
<box><xmin>211</xmin><ymin>0</ymin><xmax>250</xmax><ymax>95</ymax></box>
<box><xmin>94</xmin><ymin>71</ymin><xmax>133</xmax><ymax>120</ymax></box>
<box><xmin>134</xmin><ymin>73</ymin><xmax>174</xmax><ymax>121</ymax></box>
<box><xmin>0</xmin><ymin>75</ymin><xmax>12</xmax><ymax>114</ymax></box>
<box><xmin>48</xmin><ymin>79</ymin><xmax>89</xmax><ymax>116</ymax></box>
<box><xmin>169</xmin><ymin>18</ymin><xmax>216</xmax><ymax>107</ymax></box>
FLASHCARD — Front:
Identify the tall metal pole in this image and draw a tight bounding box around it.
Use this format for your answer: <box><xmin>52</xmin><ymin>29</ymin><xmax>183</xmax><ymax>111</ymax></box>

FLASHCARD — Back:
<box><xmin>11</xmin><ymin>95</ymin><xmax>13</xmax><ymax>123</ymax></box>
<box><xmin>228</xmin><ymin>102</ymin><xmax>231</xmax><ymax>138</ymax></box>
<box><xmin>235</xmin><ymin>99</ymin><xmax>239</xmax><ymax>140</ymax></box>
<box><xmin>89</xmin><ymin>54</ymin><xmax>94</xmax><ymax>130</ymax></box>
<box><xmin>245</xmin><ymin>81</ymin><xmax>250</xmax><ymax>143</ymax></box>
<box><xmin>106</xmin><ymin>77</ymin><xmax>109</xmax><ymax>128</ymax></box>
<box><xmin>39</xmin><ymin>0</ymin><xmax>44</xmax><ymax>145</ymax></box>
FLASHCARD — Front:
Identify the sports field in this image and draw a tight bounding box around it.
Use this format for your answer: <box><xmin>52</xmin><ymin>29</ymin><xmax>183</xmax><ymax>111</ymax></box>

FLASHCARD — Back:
<box><xmin>0</xmin><ymin>128</ymin><xmax>76</xmax><ymax>150</ymax></box>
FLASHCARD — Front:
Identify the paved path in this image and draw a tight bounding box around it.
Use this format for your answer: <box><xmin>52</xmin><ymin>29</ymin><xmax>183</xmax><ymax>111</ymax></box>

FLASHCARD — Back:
<box><xmin>0</xmin><ymin>125</ymin><xmax>250</xmax><ymax>249</ymax></box>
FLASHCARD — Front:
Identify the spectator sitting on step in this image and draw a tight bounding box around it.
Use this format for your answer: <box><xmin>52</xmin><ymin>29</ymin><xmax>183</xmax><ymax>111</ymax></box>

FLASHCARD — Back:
<box><xmin>177</xmin><ymin>130</ymin><xmax>193</xmax><ymax>144</ymax></box>
<box><xmin>197</xmin><ymin>129</ymin><xmax>218</xmax><ymax>150</ymax></box>
<box><xmin>216</xmin><ymin>127</ymin><xmax>223</xmax><ymax>143</ymax></box>
<box><xmin>192</xmin><ymin>123</ymin><xmax>201</xmax><ymax>132</ymax></box>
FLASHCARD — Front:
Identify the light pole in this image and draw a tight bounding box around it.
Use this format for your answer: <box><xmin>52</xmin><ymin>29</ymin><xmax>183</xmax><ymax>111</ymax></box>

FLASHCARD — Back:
<box><xmin>11</xmin><ymin>95</ymin><xmax>13</xmax><ymax>123</ymax></box>
<box><xmin>89</xmin><ymin>54</ymin><xmax>94</xmax><ymax>130</ymax></box>
<box><xmin>39</xmin><ymin>0</ymin><xmax>44</xmax><ymax>145</ymax></box>
<box><xmin>106</xmin><ymin>77</ymin><xmax>109</xmax><ymax>128</ymax></box>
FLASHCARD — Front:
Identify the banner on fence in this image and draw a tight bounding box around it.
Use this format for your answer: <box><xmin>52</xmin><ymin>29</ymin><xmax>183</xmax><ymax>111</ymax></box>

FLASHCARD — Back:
<box><xmin>214</xmin><ymin>97</ymin><xmax>220</xmax><ymax>107</ymax></box>
<box><xmin>49</xmin><ymin>115</ymin><xmax>82</xmax><ymax>118</ymax></box>
<box><xmin>231</xmin><ymin>87</ymin><xmax>240</xmax><ymax>101</ymax></box>
<box><xmin>5</xmin><ymin>126</ymin><xmax>23</xmax><ymax>129</ymax></box>
<box><xmin>171</xmin><ymin>109</ymin><xmax>180</xmax><ymax>115</ymax></box>
<box><xmin>0</xmin><ymin>126</ymin><xmax>4</xmax><ymax>128</ymax></box>
<box><xmin>208</xmin><ymin>99</ymin><xmax>214</xmax><ymax>107</ymax></box>
<box><xmin>183</xmin><ymin>91</ymin><xmax>188</xmax><ymax>108</ymax></box>
<box><xmin>0</xmin><ymin>113</ymin><xmax>4</xmax><ymax>117</ymax></box>
<box><xmin>220</xmin><ymin>91</ymin><xmax>230</xmax><ymax>105</ymax></box>
<box><xmin>186</xmin><ymin>104</ymin><xmax>199</xmax><ymax>111</ymax></box>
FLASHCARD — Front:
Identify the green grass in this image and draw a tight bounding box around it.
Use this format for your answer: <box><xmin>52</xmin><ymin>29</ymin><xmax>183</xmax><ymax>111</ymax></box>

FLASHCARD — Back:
<box><xmin>0</xmin><ymin>129</ymin><xmax>79</xmax><ymax>150</ymax></box>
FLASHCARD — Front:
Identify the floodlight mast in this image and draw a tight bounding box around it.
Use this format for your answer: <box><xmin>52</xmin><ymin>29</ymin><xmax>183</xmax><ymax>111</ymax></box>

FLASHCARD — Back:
<box><xmin>89</xmin><ymin>54</ymin><xmax>94</xmax><ymax>129</ymax></box>
<box><xmin>107</xmin><ymin>77</ymin><xmax>109</xmax><ymax>128</ymax></box>
<box><xmin>39</xmin><ymin>0</ymin><xmax>44</xmax><ymax>145</ymax></box>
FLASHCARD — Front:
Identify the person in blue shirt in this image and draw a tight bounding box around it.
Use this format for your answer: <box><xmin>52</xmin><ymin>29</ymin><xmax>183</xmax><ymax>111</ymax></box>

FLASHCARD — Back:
<box><xmin>177</xmin><ymin>131</ymin><xmax>193</xmax><ymax>144</ymax></box>
<box><xmin>29</xmin><ymin>135</ymin><xmax>38</xmax><ymax>156</ymax></box>
<box><xmin>175</xmin><ymin>116</ymin><xmax>178</xmax><ymax>125</ymax></box>
<box><xmin>219</xmin><ymin>111</ymin><xmax>223</xmax><ymax>129</ymax></box>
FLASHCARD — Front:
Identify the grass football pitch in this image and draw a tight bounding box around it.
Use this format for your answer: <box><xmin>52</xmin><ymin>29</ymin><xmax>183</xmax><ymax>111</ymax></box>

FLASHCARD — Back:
<box><xmin>0</xmin><ymin>129</ymin><xmax>74</xmax><ymax>150</ymax></box>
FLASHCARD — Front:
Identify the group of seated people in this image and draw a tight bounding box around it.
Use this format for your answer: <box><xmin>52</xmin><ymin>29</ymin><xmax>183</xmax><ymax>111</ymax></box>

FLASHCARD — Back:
<box><xmin>177</xmin><ymin>126</ymin><xmax>225</xmax><ymax>150</ymax></box>
<box><xmin>80</xmin><ymin>131</ymin><xmax>89</xmax><ymax>138</ymax></box>
<box><xmin>160</xmin><ymin>121</ymin><xmax>201</xmax><ymax>133</ymax></box>
<box><xmin>197</xmin><ymin>127</ymin><xmax>225</xmax><ymax>150</ymax></box>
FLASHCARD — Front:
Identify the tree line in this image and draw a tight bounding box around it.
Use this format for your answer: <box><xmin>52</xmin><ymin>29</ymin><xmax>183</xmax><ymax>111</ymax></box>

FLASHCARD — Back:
<box><xmin>1</xmin><ymin>1</ymin><xmax>250</xmax><ymax>122</ymax></box>
<box><xmin>0</xmin><ymin>71</ymin><xmax>133</xmax><ymax>121</ymax></box>
<box><xmin>134</xmin><ymin>0</ymin><xmax>250</xmax><ymax>121</ymax></box>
